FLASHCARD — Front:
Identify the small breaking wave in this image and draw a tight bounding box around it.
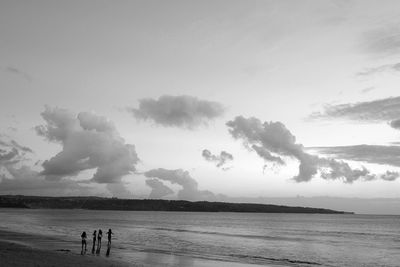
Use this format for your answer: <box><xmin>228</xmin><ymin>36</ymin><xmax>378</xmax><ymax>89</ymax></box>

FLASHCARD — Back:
<box><xmin>149</xmin><ymin>226</ymin><xmax>314</xmax><ymax>243</ymax></box>
<box><xmin>231</xmin><ymin>254</ymin><xmax>325</xmax><ymax>266</ymax></box>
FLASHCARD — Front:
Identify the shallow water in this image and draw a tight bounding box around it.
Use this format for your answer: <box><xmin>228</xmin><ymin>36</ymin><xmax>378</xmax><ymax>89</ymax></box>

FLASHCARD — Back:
<box><xmin>0</xmin><ymin>209</ymin><xmax>399</xmax><ymax>266</ymax></box>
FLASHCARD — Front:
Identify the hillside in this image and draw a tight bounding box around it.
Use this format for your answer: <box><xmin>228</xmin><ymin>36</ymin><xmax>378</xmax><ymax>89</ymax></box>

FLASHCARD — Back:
<box><xmin>0</xmin><ymin>195</ymin><xmax>353</xmax><ymax>214</ymax></box>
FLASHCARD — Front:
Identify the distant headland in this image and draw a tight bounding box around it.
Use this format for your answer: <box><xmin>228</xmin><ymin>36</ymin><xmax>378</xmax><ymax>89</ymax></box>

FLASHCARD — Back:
<box><xmin>0</xmin><ymin>195</ymin><xmax>353</xmax><ymax>214</ymax></box>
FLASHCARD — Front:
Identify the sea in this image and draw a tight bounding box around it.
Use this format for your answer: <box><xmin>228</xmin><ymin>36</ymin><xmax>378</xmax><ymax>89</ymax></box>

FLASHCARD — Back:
<box><xmin>0</xmin><ymin>209</ymin><xmax>399</xmax><ymax>267</ymax></box>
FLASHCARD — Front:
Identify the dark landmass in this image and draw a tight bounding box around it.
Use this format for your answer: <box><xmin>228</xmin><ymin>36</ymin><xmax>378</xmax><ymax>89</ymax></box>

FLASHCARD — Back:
<box><xmin>0</xmin><ymin>195</ymin><xmax>353</xmax><ymax>214</ymax></box>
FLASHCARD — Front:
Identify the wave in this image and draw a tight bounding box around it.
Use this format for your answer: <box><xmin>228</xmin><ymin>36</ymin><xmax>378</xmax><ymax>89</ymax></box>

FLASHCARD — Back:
<box><xmin>148</xmin><ymin>226</ymin><xmax>398</xmax><ymax>244</ymax></box>
<box><xmin>132</xmin><ymin>246</ymin><xmax>326</xmax><ymax>267</ymax></box>
<box><xmin>231</xmin><ymin>254</ymin><xmax>325</xmax><ymax>266</ymax></box>
<box><xmin>149</xmin><ymin>226</ymin><xmax>315</xmax><ymax>243</ymax></box>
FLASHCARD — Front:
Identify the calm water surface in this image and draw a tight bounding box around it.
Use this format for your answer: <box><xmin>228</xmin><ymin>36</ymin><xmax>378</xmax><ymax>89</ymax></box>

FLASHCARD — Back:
<box><xmin>0</xmin><ymin>209</ymin><xmax>399</xmax><ymax>267</ymax></box>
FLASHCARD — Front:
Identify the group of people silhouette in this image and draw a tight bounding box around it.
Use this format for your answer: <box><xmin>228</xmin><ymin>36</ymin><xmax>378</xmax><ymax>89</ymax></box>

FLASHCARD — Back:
<box><xmin>81</xmin><ymin>229</ymin><xmax>113</xmax><ymax>256</ymax></box>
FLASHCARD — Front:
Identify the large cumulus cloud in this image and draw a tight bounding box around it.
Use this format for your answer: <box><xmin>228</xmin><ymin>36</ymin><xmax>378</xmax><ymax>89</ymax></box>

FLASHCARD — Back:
<box><xmin>202</xmin><ymin>149</ymin><xmax>233</xmax><ymax>169</ymax></box>
<box><xmin>226</xmin><ymin>116</ymin><xmax>319</xmax><ymax>182</ymax></box>
<box><xmin>0</xmin><ymin>134</ymin><xmax>93</xmax><ymax>195</ymax></box>
<box><xmin>128</xmin><ymin>95</ymin><xmax>225</xmax><ymax>128</ymax></box>
<box><xmin>0</xmin><ymin>165</ymin><xmax>94</xmax><ymax>196</ymax></box>
<box><xmin>144</xmin><ymin>168</ymin><xmax>216</xmax><ymax>200</ymax></box>
<box><xmin>226</xmin><ymin>116</ymin><xmax>394</xmax><ymax>183</ymax></box>
<box><xmin>145</xmin><ymin>178</ymin><xmax>174</xmax><ymax>199</ymax></box>
<box><xmin>35</xmin><ymin>106</ymin><xmax>139</xmax><ymax>183</ymax></box>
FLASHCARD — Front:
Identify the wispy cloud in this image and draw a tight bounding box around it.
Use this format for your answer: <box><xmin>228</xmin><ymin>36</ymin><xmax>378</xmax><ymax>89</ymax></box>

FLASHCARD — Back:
<box><xmin>357</xmin><ymin>62</ymin><xmax>400</xmax><ymax>76</ymax></box>
<box><xmin>308</xmin><ymin>145</ymin><xmax>400</xmax><ymax>167</ymax></box>
<box><xmin>0</xmin><ymin>135</ymin><xmax>33</xmax><ymax>153</ymax></box>
<box><xmin>360</xmin><ymin>87</ymin><xmax>375</xmax><ymax>94</ymax></box>
<box><xmin>308</xmin><ymin>96</ymin><xmax>400</xmax><ymax>123</ymax></box>
<box><xmin>362</xmin><ymin>25</ymin><xmax>400</xmax><ymax>56</ymax></box>
<box><xmin>3</xmin><ymin>66</ymin><xmax>32</xmax><ymax>81</ymax></box>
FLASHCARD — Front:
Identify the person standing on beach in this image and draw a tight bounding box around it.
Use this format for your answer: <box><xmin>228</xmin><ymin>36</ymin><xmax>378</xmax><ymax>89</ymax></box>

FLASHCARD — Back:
<box><xmin>81</xmin><ymin>231</ymin><xmax>87</xmax><ymax>254</ymax></box>
<box><xmin>97</xmin><ymin>229</ymin><xmax>103</xmax><ymax>249</ymax></box>
<box><xmin>107</xmin><ymin>229</ymin><xmax>113</xmax><ymax>246</ymax></box>
<box><xmin>91</xmin><ymin>230</ymin><xmax>97</xmax><ymax>254</ymax></box>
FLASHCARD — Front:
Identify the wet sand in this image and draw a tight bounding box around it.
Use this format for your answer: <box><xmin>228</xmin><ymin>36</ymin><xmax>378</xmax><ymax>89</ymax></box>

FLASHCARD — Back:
<box><xmin>0</xmin><ymin>240</ymin><xmax>131</xmax><ymax>267</ymax></box>
<box><xmin>0</xmin><ymin>229</ymin><xmax>281</xmax><ymax>267</ymax></box>
<box><xmin>0</xmin><ymin>228</ymin><xmax>134</xmax><ymax>267</ymax></box>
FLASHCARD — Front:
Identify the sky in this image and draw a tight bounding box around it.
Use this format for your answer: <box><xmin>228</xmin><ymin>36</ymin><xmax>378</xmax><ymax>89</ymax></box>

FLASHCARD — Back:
<box><xmin>1</xmin><ymin>0</ymin><xmax>400</xmax><ymax>214</ymax></box>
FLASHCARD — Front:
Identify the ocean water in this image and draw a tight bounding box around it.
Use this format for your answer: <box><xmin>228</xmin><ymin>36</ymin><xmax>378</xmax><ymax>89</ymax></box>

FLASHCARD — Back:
<box><xmin>0</xmin><ymin>209</ymin><xmax>399</xmax><ymax>267</ymax></box>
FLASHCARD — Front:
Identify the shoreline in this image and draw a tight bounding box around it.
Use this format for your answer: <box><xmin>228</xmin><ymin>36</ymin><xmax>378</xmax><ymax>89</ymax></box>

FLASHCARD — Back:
<box><xmin>0</xmin><ymin>229</ymin><xmax>281</xmax><ymax>267</ymax></box>
<box><xmin>0</xmin><ymin>228</ymin><xmax>135</xmax><ymax>266</ymax></box>
<box><xmin>0</xmin><ymin>240</ymin><xmax>132</xmax><ymax>267</ymax></box>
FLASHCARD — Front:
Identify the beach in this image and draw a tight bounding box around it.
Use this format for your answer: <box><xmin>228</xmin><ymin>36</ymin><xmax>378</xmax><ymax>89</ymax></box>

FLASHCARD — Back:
<box><xmin>0</xmin><ymin>229</ymin><xmax>274</xmax><ymax>267</ymax></box>
<box><xmin>1</xmin><ymin>209</ymin><xmax>399</xmax><ymax>267</ymax></box>
<box><xmin>0</xmin><ymin>240</ymin><xmax>130</xmax><ymax>267</ymax></box>
<box><xmin>0</xmin><ymin>229</ymin><xmax>131</xmax><ymax>267</ymax></box>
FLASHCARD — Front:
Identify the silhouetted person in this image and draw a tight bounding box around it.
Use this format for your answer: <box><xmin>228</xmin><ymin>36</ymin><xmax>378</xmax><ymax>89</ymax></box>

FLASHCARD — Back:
<box><xmin>81</xmin><ymin>231</ymin><xmax>87</xmax><ymax>254</ymax></box>
<box><xmin>97</xmin><ymin>229</ymin><xmax>103</xmax><ymax>250</ymax></box>
<box><xmin>107</xmin><ymin>229</ymin><xmax>113</xmax><ymax>246</ymax></box>
<box><xmin>91</xmin><ymin>230</ymin><xmax>97</xmax><ymax>254</ymax></box>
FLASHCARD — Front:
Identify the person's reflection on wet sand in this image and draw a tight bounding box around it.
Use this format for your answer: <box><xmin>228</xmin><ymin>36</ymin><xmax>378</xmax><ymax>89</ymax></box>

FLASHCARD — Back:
<box><xmin>106</xmin><ymin>243</ymin><xmax>111</xmax><ymax>257</ymax></box>
<box><xmin>96</xmin><ymin>245</ymin><xmax>101</xmax><ymax>255</ymax></box>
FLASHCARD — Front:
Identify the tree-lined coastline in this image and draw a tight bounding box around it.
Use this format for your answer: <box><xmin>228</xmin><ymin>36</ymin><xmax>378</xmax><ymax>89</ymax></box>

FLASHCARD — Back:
<box><xmin>0</xmin><ymin>195</ymin><xmax>352</xmax><ymax>214</ymax></box>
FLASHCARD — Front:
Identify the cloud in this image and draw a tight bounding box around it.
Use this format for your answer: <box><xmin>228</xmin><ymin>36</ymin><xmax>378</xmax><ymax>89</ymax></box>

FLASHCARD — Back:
<box><xmin>3</xmin><ymin>66</ymin><xmax>32</xmax><ymax>81</ymax></box>
<box><xmin>363</xmin><ymin>25</ymin><xmax>400</xmax><ymax>55</ymax></box>
<box><xmin>309</xmin><ymin>145</ymin><xmax>400</xmax><ymax>167</ymax></box>
<box><xmin>0</xmin><ymin>135</ymin><xmax>33</xmax><ymax>167</ymax></box>
<box><xmin>381</xmin><ymin>171</ymin><xmax>400</xmax><ymax>181</ymax></box>
<box><xmin>318</xmin><ymin>158</ymin><xmax>375</xmax><ymax>183</ymax></box>
<box><xmin>202</xmin><ymin>149</ymin><xmax>233</xmax><ymax>169</ymax></box>
<box><xmin>390</xmin><ymin>119</ymin><xmax>400</xmax><ymax>129</ymax></box>
<box><xmin>36</xmin><ymin>106</ymin><xmax>139</xmax><ymax>184</ymax></box>
<box><xmin>106</xmin><ymin>183</ymin><xmax>135</xmax><ymax>199</ymax></box>
<box><xmin>0</xmin><ymin>148</ymin><xmax>19</xmax><ymax>163</ymax></box>
<box><xmin>357</xmin><ymin>62</ymin><xmax>400</xmax><ymax>76</ymax></box>
<box><xmin>10</xmin><ymin>140</ymin><xmax>33</xmax><ymax>153</ymax></box>
<box><xmin>226</xmin><ymin>116</ymin><xmax>391</xmax><ymax>183</ymax></box>
<box><xmin>226</xmin><ymin>116</ymin><xmax>319</xmax><ymax>182</ymax></box>
<box><xmin>0</xmin><ymin>136</ymin><xmax>33</xmax><ymax>155</ymax></box>
<box><xmin>128</xmin><ymin>95</ymin><xmax>225</xmax><ymax>128</ymax></box>
<box><xmin>308</xmin><ymin>96</ymin><xmax>400</xmax><ymax>122</ymax></box>
<box><xmin>144</xmin><ymin>168</ymin><xmax>216</xmax><ymax>200</ymax></box>
<box><xmin>0</xmin><ymin>135</ymin><xmax>93</xmax><ymax>196</ymax></box>
<box><xmin>360</xmin><ymin>87</ymin><xmax>375</xmax><ymax>94</ymax></box>
<box><xmin>145</xmin><ymin>178</ymin><xmax>174</xmax><ymax>199</ymax></box>
<box><xmin>0</xmin><ymin>166</ymin><xmax>94</xmax><ymax>196</ymax></box>
<box><xmin>251</xmin><ymin>145</ymin><xmax>285</xmax><ymax>165</ymax></box>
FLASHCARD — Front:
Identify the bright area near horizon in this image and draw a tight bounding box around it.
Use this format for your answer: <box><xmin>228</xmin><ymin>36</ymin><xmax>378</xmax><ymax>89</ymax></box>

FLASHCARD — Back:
<box><xmin>1</xmin><ymin>0</ymin><xmax>400</xmax><ymax>214</ymax></box>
